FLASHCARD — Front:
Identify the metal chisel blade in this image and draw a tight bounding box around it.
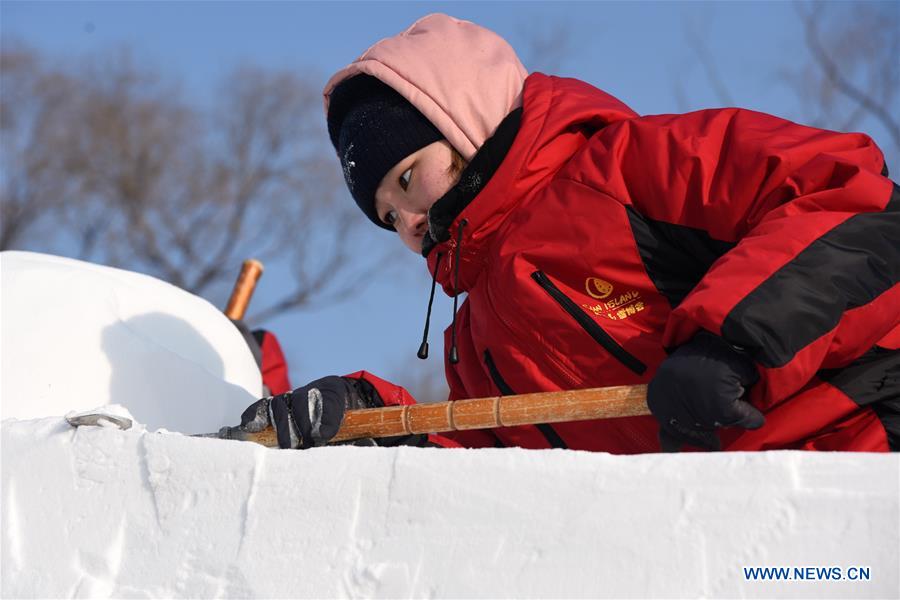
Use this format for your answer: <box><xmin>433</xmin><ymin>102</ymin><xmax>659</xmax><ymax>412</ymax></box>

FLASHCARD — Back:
<box><xmin>65</xmin><ymin>412</ymin><xmax>133</xmax><ymax>430</ymax></box>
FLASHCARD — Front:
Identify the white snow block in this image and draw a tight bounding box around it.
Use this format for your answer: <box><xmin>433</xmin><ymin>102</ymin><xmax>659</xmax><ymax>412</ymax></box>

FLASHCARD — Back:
<box><xmin>0</xmin><ymin>251</ymin><xmax>262</xmax><ymax>432</ymax></box>
<box><xmin>2</xmin><ymin>416</ymin><xmax>897</xmax><ymax>599</ymax></box>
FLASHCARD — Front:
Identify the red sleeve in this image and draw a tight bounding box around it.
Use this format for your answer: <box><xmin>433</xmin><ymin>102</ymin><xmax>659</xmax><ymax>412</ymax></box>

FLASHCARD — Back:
<box><xmin>342</xmin><ymin>370</ymin><xmax>418</xmax><ymax>406</ymax></box>
<box><xmin>588</xmin><ymin>108</ymin><xmax>897</xmax><ymax>407</ymax></box>
<box><xmin>441</xmin><ymin>429</ymin><xmax>502</xmax><ymax>448</ymax></box>
<box><xmin>341</xmin><ymin>370</ymin><xmax>489</xmax><ymax>448</ymax></box>
<box><xmin>256</xmin><ymin>331</ymin><xmax>292</xmax><ymax>395</ymax></box>
<box><xmin>877</xmin><ymin>324</ymin><xmax>900</xmax><ymax>351</ymax></box>
<box><xmin>425</xmin><ymin>433</ymin><xmax>464</xmax><ymax>448</ymax></box>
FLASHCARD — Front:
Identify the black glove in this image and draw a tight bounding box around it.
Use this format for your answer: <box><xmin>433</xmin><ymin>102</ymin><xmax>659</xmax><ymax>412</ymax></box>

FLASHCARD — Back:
<box><xmin>647</xmin><ymin>330</ymin><xmax>765</xmax><ymax>452</ymax></box>
<box><xmin>239</xmin><ymin>376</ymin><xmax>384</xmax><ymax>449</ymax></box>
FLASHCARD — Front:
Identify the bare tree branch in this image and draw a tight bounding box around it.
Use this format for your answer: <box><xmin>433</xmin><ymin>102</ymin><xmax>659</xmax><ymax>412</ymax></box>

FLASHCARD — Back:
<box><xmin>795</xmin><ymin>1</ymin><xmax>900</xmax><ymax>149</ymax></box>
<box><xmin>1</xmin><ymin>42</ymin><xmax>79</xmax><ymax>249</ymax></box>
<box><xmin>675</xmin><ymin>3</ymin><xmax>899</xmax><ymax>172</ymax></box>
<box><xmin>516</xmin><ymin>20</ymin><xmax>575</xmax><ymax>74</ymax></box>
<box><xmin>683</xmin><ymin>11</ymin><xmax>736</xmax><ymax>107</ymax></box>
<box><xmin>2</xmin><ymin>44</ymin><xmax>382</xmax><ymax>321</ymax></box>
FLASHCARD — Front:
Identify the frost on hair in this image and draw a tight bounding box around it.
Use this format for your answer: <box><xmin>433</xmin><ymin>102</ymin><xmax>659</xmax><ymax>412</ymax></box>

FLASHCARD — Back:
<box><xmin>342</xmin><ymin>142</ymin><xmax>357</xmax><ymax>191</ymax></box>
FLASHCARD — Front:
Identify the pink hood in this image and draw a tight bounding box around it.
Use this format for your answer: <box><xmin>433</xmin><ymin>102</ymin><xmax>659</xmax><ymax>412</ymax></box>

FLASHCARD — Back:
<box><xmin>323</xmin><ymin>13</ymin><xmax>528</xmax><ymax>161</ymax></box>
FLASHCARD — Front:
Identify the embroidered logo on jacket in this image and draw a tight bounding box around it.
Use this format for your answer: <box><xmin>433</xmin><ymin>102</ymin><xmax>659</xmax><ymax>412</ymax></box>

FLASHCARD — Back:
<box><xmin>583</xmin><ymin>277</ymin><xmax>645</xmax><ymax>321</ymax></box>
<box><xmin>585</xmin><ymin>277</ymin><xmax>614</xmax><ymax>299</ymax></box>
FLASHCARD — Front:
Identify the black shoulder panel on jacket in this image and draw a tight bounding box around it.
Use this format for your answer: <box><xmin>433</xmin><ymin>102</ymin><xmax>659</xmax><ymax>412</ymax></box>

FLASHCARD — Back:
<box><xmin>819</xmin><ymin>346</ymin><xmax>900</xmax><ymax>451</ymax></box>
<box><xmin>625</xmin><ymin>206</ymin><xmax>736</xmax><ymax>308</ymax></box>
<box><xmin>722</xmin><ymin>184</ymin><xmax>900</xmax><ymax>368</ymax></box>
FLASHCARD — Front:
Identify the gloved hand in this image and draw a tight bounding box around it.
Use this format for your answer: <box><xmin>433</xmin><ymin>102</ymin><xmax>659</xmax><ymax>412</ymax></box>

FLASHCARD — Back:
<box><xmin>239</xmin><ymin>376</ymin><xmax>384</xmax><ymax>449</ymax></box>
<box><xmin>647</xmin><ymin>330</ymin><xmax>765</xmax><ymax>452</ymax></box>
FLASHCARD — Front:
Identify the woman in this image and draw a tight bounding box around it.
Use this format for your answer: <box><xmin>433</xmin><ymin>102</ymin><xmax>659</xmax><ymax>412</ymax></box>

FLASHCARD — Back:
<box><xmin>241</xmin><ymin>13</ymin><xmax>899</xmax><ymax>452</ymax></box>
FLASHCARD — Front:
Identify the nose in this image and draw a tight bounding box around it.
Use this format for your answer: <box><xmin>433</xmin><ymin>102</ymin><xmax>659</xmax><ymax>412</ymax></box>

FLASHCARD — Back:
<box><xmin>397</xmin><ymin>208</ymin><xmax>428</xmax><ymax>236</ymax></box>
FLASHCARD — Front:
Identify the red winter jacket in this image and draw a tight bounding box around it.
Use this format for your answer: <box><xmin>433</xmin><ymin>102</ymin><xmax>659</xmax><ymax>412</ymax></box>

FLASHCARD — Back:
<box><xmin>254</xmin><ymin>330</ymin><xmax>292</xmax><ymax>395</ymax></box>
<box><xmin>355</xmin><ymin>73</ymin><xmax>899</xmax><ymax>453</ymax></box>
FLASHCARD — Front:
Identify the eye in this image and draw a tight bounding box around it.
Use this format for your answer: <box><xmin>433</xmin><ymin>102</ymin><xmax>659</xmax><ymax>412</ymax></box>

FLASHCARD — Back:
<box><xmin>381</xmin><ymin>209</ymin><xmax>398</xmax><ymax>227</ymax></box>
<box><xmin>398</xmin><ymin>168</ymin><xmax>412</xmax><ymax>191</ymax></box>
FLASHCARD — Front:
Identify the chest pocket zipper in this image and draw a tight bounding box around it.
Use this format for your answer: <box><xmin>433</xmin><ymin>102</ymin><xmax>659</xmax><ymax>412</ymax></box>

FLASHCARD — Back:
<box><xmin>531</xmin><ymin>271</ymin><xmax>647</xmax><ymax>375</ymax></box>
<box><xmin>483</xmin><ymin>349</ymin><xmax>568</xmax><ymax>449</ymax></box>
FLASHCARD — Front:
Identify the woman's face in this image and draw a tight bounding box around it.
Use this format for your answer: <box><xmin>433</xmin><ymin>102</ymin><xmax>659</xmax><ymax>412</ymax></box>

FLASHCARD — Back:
<box><xmin>375</xmin><ymin>140</ymin><xmax>460</xmax><ymax>253</ymax></box>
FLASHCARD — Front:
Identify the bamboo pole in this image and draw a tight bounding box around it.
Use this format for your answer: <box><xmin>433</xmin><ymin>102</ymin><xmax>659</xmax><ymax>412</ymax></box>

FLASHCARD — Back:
<box><xmin>217</xmin><ymin>384</ymin><xmax>650</xmax><ymax>447</ymax></box>
<box><xmin>224</xmin><ymin>259</ymin><xmax>264</xmax><ymax>320</ymax></box>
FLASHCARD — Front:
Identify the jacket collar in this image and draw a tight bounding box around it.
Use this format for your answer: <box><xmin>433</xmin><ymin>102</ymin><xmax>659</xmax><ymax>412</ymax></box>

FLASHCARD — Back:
<box><xmin>423</xmin><ymin>73</ymin><xmax>638</xmax><ymax>296</ymax></box>
<box><xmin>422</xmin><ymin>108</ymin><xmax>522</xmax><ymax>258</ymax></box>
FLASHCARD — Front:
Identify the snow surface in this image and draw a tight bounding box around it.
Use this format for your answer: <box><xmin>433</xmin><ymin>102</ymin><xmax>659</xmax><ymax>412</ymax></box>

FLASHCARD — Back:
<box><xmin>0</xmin><ymin>251</ymin><xmax>262</xmax><ymax>433</ymax></box>
<box><xmin>2</xmin><ymin>410</ymin><xmax>898</xmax><ymax>599</ymax></box>
<box><xmin>3</xmin><ymin>252</ymin><xmax>899</xmax><ymax>598</ymax></box>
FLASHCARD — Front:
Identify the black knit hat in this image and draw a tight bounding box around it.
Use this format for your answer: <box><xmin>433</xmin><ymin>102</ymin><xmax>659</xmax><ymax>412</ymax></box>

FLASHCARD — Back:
<box><xmin>327</xmin><ymin>75</ymin><xmax>443</xmax><ymax>230</ymax></box>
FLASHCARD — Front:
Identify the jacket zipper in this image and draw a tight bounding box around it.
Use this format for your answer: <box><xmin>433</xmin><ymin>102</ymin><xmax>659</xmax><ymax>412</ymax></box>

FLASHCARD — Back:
<box><xmin>484</xmin><ymin>349</ymin><xmax>516</xmax><ymax>395</ymax></box>
<box><xmin>483</xmin><ymin>349</ymin><xmax>568</xmax><ymax>449</ymax></box>
<box><xmin>531</xmin><ymin>271</ymin><xmax>647</xmax><ymax>375</ymax></box>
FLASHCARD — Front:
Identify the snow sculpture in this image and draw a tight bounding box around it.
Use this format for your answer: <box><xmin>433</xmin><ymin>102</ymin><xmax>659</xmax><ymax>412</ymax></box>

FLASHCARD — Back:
<box><xmin>0</xmin><ymin>251</ymin><xmax>262</xmax><ymax>432</ymax></box>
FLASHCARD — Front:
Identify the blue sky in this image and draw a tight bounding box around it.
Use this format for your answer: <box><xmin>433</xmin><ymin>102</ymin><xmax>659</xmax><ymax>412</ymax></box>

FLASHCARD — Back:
<box><xmin>3</xmin><ymin>1</ymin><xmax>809</xmax><ymax>115</ymax></box>
<box><xmin>3</xmin><ymin>1</ymin><xmax>891</xmax><ymax>400</ymax></box>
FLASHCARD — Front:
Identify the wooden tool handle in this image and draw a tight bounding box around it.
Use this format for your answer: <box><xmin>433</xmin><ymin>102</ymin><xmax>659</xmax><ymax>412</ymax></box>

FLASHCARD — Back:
<box><xmin>333</xmin><ymin>384</ymin><xmax>649</xmax><ymax>441</ymax></box>
<box><xmin>231</xmin><ymin>384</ymin><xmax>650</xmax><ymax>447</ymax></box>
<box><xmin>224</xmin><ymin>259</ymin><xmax>264</xmax><ymax>320</ymax></box>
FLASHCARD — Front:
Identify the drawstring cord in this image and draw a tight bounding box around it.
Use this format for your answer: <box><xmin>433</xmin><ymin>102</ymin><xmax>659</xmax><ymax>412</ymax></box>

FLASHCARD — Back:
<box><xmin>417</xmin><ymin>252</ymin><xmax>444</xmax><ymax>360</ymax></box>
<box><xmin>449</xmin><ymin>219</ymin><xmax>468</xmax><ymax>365</ymax></box>
<box><xmin>416</xmin><ymin>219</ymin><xmax>467</xmax><ymax>365</ymax></box>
